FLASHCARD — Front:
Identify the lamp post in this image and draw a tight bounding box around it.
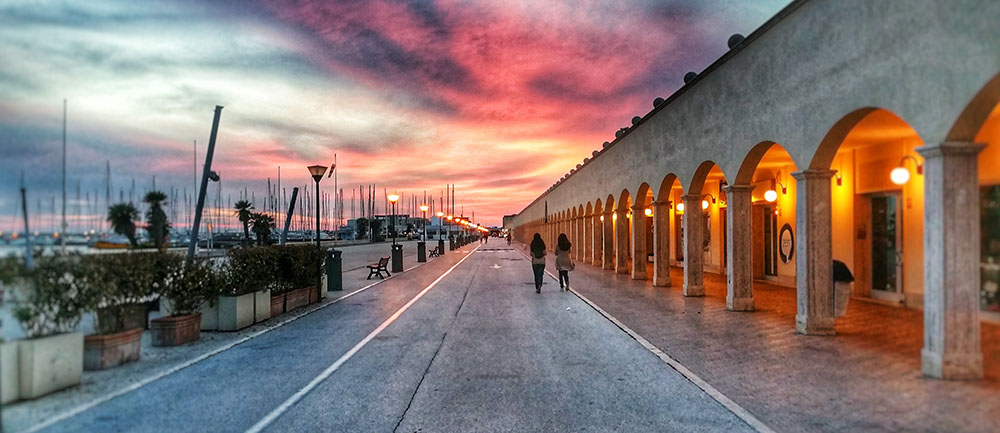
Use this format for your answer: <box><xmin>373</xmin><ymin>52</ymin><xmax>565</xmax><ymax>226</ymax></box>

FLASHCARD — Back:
<box><xmin>436</xmin><ymin>211</ymin><xmax>445</xmax><ymax>255</ymax></box>
<box><xmin>417</xmin><ymin>204</ymin><xmax>429</xmax><ymax>262</ymax></box>
<box><xmin>446</xmin><ymin>215</ymin><xmax>455</xmax><ymax>250</ymax></box>
<box><xmin>388</xmin><ymin>193</ymin><xmax>402</xmax><ymax>272</ymax></box>
<box><xmin>307</xmin><ymin>165</ymin><xmax>328</xmax><ymax>249</ymax></box>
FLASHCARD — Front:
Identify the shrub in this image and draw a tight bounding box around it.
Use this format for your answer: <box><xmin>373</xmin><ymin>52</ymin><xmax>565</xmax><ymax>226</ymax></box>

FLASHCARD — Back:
<box><xmin>162</xmin><ymin>257</ymin><xmax>222</xmax><ymax>315</ymax></box>
<box><xmin>225</xmin><ymin>247</ymin><xmax>278</xmax><ymax>296</ymax></box>
<box><xmin>275</xmin><ymin>245</ymin><xmax>324</xmax><ymax>290</ymax></box>
<box><xmin>85</xmin><ymin>252</ymin><xmax>164</xmax><ymax>334</ymax></box>
<box><xmin>12</xmin><ymin>254</ymin><xmax>92</xmax><ymax>338</ymax></box>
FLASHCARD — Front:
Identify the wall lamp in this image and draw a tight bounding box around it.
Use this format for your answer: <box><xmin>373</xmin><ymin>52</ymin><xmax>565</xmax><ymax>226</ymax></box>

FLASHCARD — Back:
<box><xmin>890</xmin><ymin>155</ymin><xmax>923</xmax><ymax>185</ymax></box>
<box><xmin>701</xmin><ymin>194</ymin><xmax>716</xmax><ymax>210</ymax></box>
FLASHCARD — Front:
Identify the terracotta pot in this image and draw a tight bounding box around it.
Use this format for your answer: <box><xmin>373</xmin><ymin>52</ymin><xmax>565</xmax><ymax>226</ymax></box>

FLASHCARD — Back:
<box><xmin>84</xmin><ymin>328</ymin><xmax>143</xmax><ymax>370</ymax></box>
<box><xmin>150</xmin><ymin>313</ymin><xmax>201</xmax><ymax>347</ymax></box>
<box><xmin>308</xmin><ymin>286</ymin><xmax>319</xmax><ymax>304</ymax></box>
<box><xmin>285</xmin><ymin>287</ymin><xmax>311</xmax><ymax>311</ymax></box>
<box><xmin>270</xmin><ymin>292</ymin><xmax>285</xmax><ymax>317</ymax></box>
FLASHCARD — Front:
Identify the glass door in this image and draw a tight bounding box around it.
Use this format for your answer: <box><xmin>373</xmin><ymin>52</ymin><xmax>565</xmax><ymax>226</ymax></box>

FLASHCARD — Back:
<box><xmin>871</xmin><ymin>193</ymin><xmax>903</xmax><ymax>302</ymax></box>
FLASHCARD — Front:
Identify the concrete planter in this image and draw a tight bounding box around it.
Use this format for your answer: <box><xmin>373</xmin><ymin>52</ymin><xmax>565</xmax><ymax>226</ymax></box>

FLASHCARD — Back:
<box><xmin>18</xmin><ymin>332</ymin><xmax>84</xmax><ymax>400</ymax></box>
<box><xmin>270</xmin><ymin>292</ymin><xmax>285</xmax><ymax>317</ymax></box>
<box><xmin>1</xmin><ymin>340</ymin><xmax>19</xmax><ymax>404</ymax></box>
<box><xmin>218</xmin><ymin>293</ymin><xmax>255</xmax><ymax>332</ymax></box>
<box><xmin>320</xmin><ymin>274</ymin><xmax>329</xmax><ymax>299</ymax></box>
<box><xmin>150</xmin><ymin>313</ymin><xmax>201</xmax><ymax>347</ymax></box>
<box><xmin>84</xmin><ymin>328</ymin><xmax>143</xmax><ymax>371</ymax></box>
<box><xmin>285</xmin><ymin>287</ymin><xmax>311</xmax><ymax>311</ymax></box>
<box><xmin>253</xmin><ymin>289</ymin><xmax>271</xmax><ymax>323</ymax></box>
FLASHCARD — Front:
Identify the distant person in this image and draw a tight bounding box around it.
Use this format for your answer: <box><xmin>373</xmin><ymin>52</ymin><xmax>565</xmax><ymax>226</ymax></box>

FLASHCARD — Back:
<box><xmin>530</xmin><ymin>233</ymin><xmax>546</xmax><ymax>294</ymax></box>
<box><xmin>506</xmin><ymin>233</ymin><xmax>512</xmax><ymax>245</ymax></box>
<box><xmin>555</xmin><ymin>233</ymin><xmax>574</xmax><ymax>291</ymax></box>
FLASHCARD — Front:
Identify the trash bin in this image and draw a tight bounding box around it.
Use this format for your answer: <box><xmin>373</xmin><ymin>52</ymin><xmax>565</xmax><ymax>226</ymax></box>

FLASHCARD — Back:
<box><xmin>326</xmin><ymin>248</ymin><xmax>342</xmax><ymax>293</ymax></box>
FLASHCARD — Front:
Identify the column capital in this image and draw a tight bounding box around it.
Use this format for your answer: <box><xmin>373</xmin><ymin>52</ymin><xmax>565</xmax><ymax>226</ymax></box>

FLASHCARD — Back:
<box><xmin>614</xmin><ymin>207</ymin><xmax>628</xmax><ymax>215</ymax></box>
<box><xmin>603</xmin><ymin>209</ymin><xmax>614</xmax><ymax>215</ymax></box>
<box><xmin>652</xmin><ymin>200</ymin><xmax>671</xmax><ymax>207</ymax></box>
<box><xmin>721</xmin><ymin>184</ymin><xmax>755</xmax><ymax>193</ymax></box>
<box><xmin>916</xmin><ymin>141</ymin><xmax>986</xmax><ymax>158</ymax></box>
<box><xmin>791</xmin><ymin>169</ymin><xmax>836</xmax><ymax>181</ymax></box>
<box><xmin>629</xmin><ymin>204</ymin><xmax>644</xmax><ymax>211</ymax></box>
<box><xmin>680</xmin><ymin>194</ymin><xmax>703</xmax><ymax>202</ymax></box>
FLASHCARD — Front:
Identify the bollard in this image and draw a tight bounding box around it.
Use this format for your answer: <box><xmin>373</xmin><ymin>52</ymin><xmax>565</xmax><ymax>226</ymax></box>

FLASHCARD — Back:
<box><xmin>417</xmin><ymin>241</ymin><xmax>427</xmax><ymax>262</ymax></box>
<box><xmin>391</xmin><ymin>244</ymin><xmax>403</xmax><ymax>273</ymax></box>
<box><xmin>438</xmin><ymin>238</ymin><xmax>445</xmax><ymax>256</ymax></box>
<box><xmin>449</xmin><ymin>235</ymin><xmax>456</xmax><ymax>251</ymax></box>
<box><xmin>326</xmin><ymin>248</ymin><xmax>342</xmax><ymax>293</ymax></box>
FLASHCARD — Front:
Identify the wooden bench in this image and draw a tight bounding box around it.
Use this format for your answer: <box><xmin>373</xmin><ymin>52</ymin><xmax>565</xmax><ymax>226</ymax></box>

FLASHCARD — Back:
<box><xmin>367</xmin><ymin>256</ymin><xmax>391</xmax><ymax>279</ymax></box>
<box><xmin>429</xmin><ymin>246</ymin><xmax>441</xmax><ymax>258</ymax></box>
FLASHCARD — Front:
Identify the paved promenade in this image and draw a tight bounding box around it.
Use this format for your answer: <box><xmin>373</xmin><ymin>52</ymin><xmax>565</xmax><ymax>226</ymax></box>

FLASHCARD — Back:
<box><xmin>7</xmin><ymin>243</ymin><xmax>754</xmax><ymax>433</ymax></box>
<box><xmin>537</xmin><ymin>244</ymin><xmax>1000</xmax><ymax>433</ymax></box>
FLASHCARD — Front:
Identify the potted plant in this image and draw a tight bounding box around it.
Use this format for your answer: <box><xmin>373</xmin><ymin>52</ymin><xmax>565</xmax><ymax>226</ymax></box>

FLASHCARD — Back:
<box><xmin>278</xmin><ymin>245</ymin><xmax>323</xmax><ymax>310</ymax></box>
<box><xmin>0</xmin><ymin>256</ymin><xmax>23</xmax><ymax>404</ymax></box>
<box><xmin>10</xmin><ymin>254</ymin><xmax>88</xmax><ymax>400</ymax></box>
<box><xmin>81</xmin><ymin>253</ymin><xmax>156</xmax><ymax>370</ymax></box>
<box><xmin>150</xmin><ymin>256</ymin><xmax>216</xmax><ymax>346</ymax></box>
<box><xmin>220</xmin><ymin>248</ymin><xmax>274</xmax><ymax>331</ymax></box>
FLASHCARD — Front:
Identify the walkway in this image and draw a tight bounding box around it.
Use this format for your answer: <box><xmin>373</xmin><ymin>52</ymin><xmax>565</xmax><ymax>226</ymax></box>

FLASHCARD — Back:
<box><xmin>546</xmin><ymin>245</ymin><xmax>1000</xmax><ymax>433</ymax></box>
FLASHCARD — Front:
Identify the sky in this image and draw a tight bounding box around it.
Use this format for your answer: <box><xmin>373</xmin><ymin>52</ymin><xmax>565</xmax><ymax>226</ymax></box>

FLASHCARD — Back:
<box><xmin>0</xmin><ymin>0</ymin><xmax>790</xmax><ymax>231</ymax></box>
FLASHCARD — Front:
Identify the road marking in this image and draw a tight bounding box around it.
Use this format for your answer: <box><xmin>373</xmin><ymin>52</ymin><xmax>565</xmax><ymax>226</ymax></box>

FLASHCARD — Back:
<box><xmin>490</xmin><ymin>264</ymin><xmax>502</xmax><ymax>269</ymax></box>
<box><xmin>18</xmin><ymin>251</ymin><xmax>449</xmax><ymax>433</ymax></box>
<box><xmin>515</xmin><ymin>249</ymin><xmax>775</xmax><ymax>433</ymax></box>
<box><xmin>244</xmin><ymin>244</ymin><xmax>482</xmax><ymax>433</ymax></box>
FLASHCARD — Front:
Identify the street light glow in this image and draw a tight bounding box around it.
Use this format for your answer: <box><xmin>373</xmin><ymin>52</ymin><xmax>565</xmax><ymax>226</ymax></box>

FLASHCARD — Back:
<box><xmin>388</xmin><ymin>193</ymin><xmax>400</xmax><ymax>203</ymax></box>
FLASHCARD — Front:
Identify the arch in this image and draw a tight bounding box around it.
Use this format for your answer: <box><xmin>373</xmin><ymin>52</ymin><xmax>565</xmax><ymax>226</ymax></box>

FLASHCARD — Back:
<box><xmin>594</xmin><ymin>198</ymin><xmax>603</xmax><ymax>214</ymax></box>
<box><xmin>688</xmin><ymin>160</ymin><xmax>723</xmax><ymax>194</ymax></box>
<box><xmin>585</xmin><ymin>201</ymin><xmax>593</xmax><ymax>216</ymax></box>
<box><xmin>734</xmin><ymin>141</ymin><xmax>779</xmax><ymax>185</ymax></box>
<box><xmin>617</xmin><ymin>189</ymin><xmax>632</xmax><ymax>210</ymax></box>
<box><xmin>635</xmin><ymin>182</ymin><xmax>653</xmax><ymax>205</ymax></box>
<box><xmin>605</xmin><ymin>194</ymin><xmax>616</xmax><ymax>211</ymax></box>
<box><xmin>657</xmin><ymin>173</ymin><xmax>681</xmax><ymax>200</ymax></box>
<box><xmin>948</xmin><ymin>72</ymin><xmax>1000</xmax><ymax>141</ymax></box>
<box><xmin>810</xmin><ymin>107</ymin><xmax>880</xmax><ymax>169</ymax></box>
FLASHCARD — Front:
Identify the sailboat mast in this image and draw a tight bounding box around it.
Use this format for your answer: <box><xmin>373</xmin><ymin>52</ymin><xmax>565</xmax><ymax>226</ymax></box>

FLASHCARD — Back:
<box><xmin>61</xmin><ymin>98</ymin><xmax>67</xmax><ymax>249</ymax></box>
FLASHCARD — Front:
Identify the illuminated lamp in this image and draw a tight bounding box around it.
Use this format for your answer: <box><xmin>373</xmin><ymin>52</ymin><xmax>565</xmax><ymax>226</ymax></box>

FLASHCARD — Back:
<box><xmin>764</xmin><ymin>189</ymin><xmax>778</xmax><ymax>202</ymax></box>
<box><xmin>600</xmin><ymin>215</ymin><xmax>605</xmax><ymax>222</ymax></box>
<box><xmin>436</xmin><ymin>211</ymin><xmax>444</xmax><ymax>217</ymax></box>
<box><xmin>612</xmin><ymin>213</ymin><xmax>617</xmax><ymax>221</ymax></box>
<box><xmin>676</xmin><ymin>202</ymin><xmax>685</xmax><ymax>213</ymax></box>
<box><xmin>890</xmin><ymin>155</ymin><xmax>922</xmax><ymax>185</ymax></box>
<box><xmin>644</xmin><ymin>208</ymin><xmax>653</xmax><ymax>217</ymax></box>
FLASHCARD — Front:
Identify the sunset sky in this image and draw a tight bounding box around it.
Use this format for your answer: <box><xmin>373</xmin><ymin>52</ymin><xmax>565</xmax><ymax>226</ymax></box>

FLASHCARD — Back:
<box><xmin>0</xmin><ymin>0</ymin><xmax>790</xmax><ymax>230</ymax></box>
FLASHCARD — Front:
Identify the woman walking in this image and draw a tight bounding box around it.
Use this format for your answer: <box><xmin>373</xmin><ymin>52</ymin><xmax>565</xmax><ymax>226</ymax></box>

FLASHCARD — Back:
<box><xmin>555</xmin><ymin>233</ymin><xmax>574</xmax><ymax>291</ymax></box>
<box><xmin>530</xmin><ymin>233</ymin><xmax>546</xmax><ymax>293</ymax></box>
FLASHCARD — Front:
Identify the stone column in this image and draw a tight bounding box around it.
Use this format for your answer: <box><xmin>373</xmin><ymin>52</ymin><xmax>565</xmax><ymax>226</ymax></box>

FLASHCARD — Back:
<box><xmin>792</xmin><ymin>169</ymin><xmax>836</xmax><ymax>335</ymax></box>
<box><xmin>584</xmin><ymin>215</ymin><xmax>593</xmax><ymax>264</ymax></box>
<box><xmin>615</xmin><ymin>207</ymin><xmax>630</xmax><ymax>274</ymax></box>
<box><xmin>603</xmin><ymin>210</ymin><xmax>615</xmax><ymax>270</ymax></box>
<box><xmin>630</xmin><ymin>204</ymin><xmax>648</xmax><ymax>279</ymax></box>
<box><xmin>594</xmin><ymin>213</ymin><xmax>604</xmax><ymax>267</ymax></box>
<box><xmin>653</xmin><ymin>201</ymin><xmax>672</xmax><ymax>287</ymax></box>
<box><xmin>681</xmin><ymin>195</ymin><xmax>705</xmax><ymax>296</ymax></box>
<box><xmin>918</xmin><ymin>142</ymin><xmax>985</xmax><ymax>379</ymax></box>
<box><xmin>577</xmin><ymin>216</ymin><xmax>585</xmax><ymax>262</ymax></box>
<box><xmin>724</xmin><ymin>185</ymin><xmax>755</xmax><ymax>311</ymax></box>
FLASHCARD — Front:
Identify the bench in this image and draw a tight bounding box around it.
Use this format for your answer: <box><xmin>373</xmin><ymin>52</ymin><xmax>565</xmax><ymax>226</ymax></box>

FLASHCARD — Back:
<box><xmin>367</xmin><ymin>256</ymin><xmax>391</xmax><ymax>279</ymax></box>
<box><xmin>429</xmin><ymin>246</ymin><xmax>441</xmax><ymax>258</ymax></box>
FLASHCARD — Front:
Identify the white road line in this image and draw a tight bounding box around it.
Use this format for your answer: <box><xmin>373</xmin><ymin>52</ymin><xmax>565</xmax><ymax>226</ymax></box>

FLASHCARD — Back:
<box><xmin>516</xmin><ymin>249</ymin><xmax>775</xmax><ymax>433</ymax></box>
<box><xmin>244</xmin><ymin>244</ymin><xmax>481</xmax><ymax>433</ymax></box>
<box><xmin>19</xmin><ymin>255</ymin><xmax>442</xmax><ymax>433</ymax></box>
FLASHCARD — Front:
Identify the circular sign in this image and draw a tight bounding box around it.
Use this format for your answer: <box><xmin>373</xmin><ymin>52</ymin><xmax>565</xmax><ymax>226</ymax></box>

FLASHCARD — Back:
<box><xmin>779</xmin><ymin>223</ymin><xmax>794</xmax><ymax>264</ymax></box>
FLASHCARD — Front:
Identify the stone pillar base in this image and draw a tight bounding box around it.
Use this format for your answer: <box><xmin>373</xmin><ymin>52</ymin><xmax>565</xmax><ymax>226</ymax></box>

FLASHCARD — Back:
<box><xmin>726</xmin><ymin>296</ymin><xmax>755</xmax><ymax>312</ymax></box>
<box><xmin>653</xmin><ymin>274</ymin><xmax>671</xmax><ymax>287</ymax></box>
<box><xmin>631</xmin><ymin>270</ymin><xmax>647</xmax><ymax>280</ymax></box>
<box><xmin>921</xmin><ymin>349</ymin><xmax>983</xmax><ymax>380</ymax></box>
<box><xmin>683</xmin><ymin>284</ymin><xmax>704</xmax><ymax>297</ymax></box>
<box><xmin>795</xmin><ymin>314</ymin><xmax>835</xmax><ymax>336</ymax></box>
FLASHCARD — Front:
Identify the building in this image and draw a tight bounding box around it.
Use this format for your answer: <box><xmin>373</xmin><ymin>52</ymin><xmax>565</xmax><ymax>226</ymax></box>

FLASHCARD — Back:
<box><xmin>508</xmin><ymin>0</ymin><xmax>1000</xmax><ymax>380</ymax></box>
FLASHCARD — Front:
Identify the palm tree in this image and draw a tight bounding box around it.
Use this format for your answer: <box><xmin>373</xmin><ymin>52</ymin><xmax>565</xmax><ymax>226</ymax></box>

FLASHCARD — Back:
<box><xmin>234</xmin><ymin>200</ymin><xmax>254</xmax><ymax>247</ymax></box>
<box><xmin>107</xmin><ymin>203</ymin><xmax>139</xmax><ymax>247</ymax></box>
<box><xmin>250</xmin><ymin>212</ymin><xmax>275</xmax><ymax>245</ymax></box>
<box><xmin>143</xmin><ymin>190</ymin><xmax>171</xmax><ymax>250</ymax></box>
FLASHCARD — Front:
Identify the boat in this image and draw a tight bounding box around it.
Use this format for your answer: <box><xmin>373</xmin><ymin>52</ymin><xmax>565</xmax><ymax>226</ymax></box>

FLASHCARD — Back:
<box><xmin>91</xmin><ymin>234</ymin><xmax>130</xmax><ymax>249</ymax></box>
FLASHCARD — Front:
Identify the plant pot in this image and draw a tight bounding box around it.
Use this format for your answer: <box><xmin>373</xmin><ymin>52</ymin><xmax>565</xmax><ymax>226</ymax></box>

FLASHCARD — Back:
<box><xmin>270</xmin><ymin>292</ymin><xmax>285</xmax><ymax>317</ymax></box>
<box><xmin>1</xmin><ymin>340</ymin><xmax>19</xmax><ymax>404</ymax></box>
<box><xmin>218</xmin><ymin>293</ymin><xmax>255</xmax><ymax>331</ymax></box>
<box><xmin>150</xmin><ymin>313</ymin><xmax>201</xmax><ymax>347</ymax></box>
<box><xmin>308</xmin><ymin>286</ymin><xmax>319</xmax><ymax>304</ymax></box>
<box><xmin>161</xmin><ymin>298</ymin><xmax>218</xmax><ymax>331</ymax></box>
<box><xmin>254</xmin><ymin>289</ymin><xmax>271</xmax><ymax>323</ymax></box>
<box><xmin>18</xmin><ymin>332</ymin><xmax>84</xmax><ymax>400</ymax></box>
<box><xmin>285</xmin><ymin>287</ymin><xmax>310</xmax><ymax>311</ymax></box>
<box><xmin>84</xmin><ymin>328</ymin><xmax>143</xmax><ymax>371</ymax></box>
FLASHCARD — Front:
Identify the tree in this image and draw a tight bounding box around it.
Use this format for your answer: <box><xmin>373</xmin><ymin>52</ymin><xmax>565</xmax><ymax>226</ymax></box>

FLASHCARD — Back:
<box><xmin>369</xmin><ymin>219</ymin><xmax>383</xmax><ymax>242</ymax></box>
<box><xmin>355</xmin><ymin>217</ymin><xmax>369</xmax><ymax>239</ymax></box>
<box><xmin>107</xmin><ymin>203</ymin><xmax>139</xmax><ymax>247</ymax></box>
<box><xmin>250</xmin><ymin>212</ymin><xmax>275</xmax><ymax>246</ymax></box>
<box><xmin>143</xmin><ymin>190</ymin><xmax>171</xmax><ymax>250</ymax></box>
<box><xmin>234</xmin><ymin>200</ymin><xmax>254</xmax><ymax>247</ymax></box>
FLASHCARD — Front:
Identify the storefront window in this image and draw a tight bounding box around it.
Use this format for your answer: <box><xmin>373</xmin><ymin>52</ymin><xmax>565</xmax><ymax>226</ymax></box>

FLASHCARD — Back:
<box><xmin>981</xmin><ymin>185</ymin><xmax>1000</xmax><ymax>312</ymax></box>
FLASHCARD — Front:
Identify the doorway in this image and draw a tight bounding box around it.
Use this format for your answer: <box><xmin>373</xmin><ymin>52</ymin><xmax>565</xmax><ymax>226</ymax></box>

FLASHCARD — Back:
<box><xmin>870</xmin><ymin>193</ymin><xmax>904</xmax><ymax>302</ymax></box>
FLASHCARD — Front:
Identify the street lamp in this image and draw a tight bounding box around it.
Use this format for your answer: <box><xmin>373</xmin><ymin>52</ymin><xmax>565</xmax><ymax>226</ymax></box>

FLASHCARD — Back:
<box><xmin>388</xmin><ymin>193</ymin><xmax>400</xmax><ymax>245</ymax></box>
<box><xmin>307</xmin><ymin>165</ymin><xmax>327</xmax><ymax>248</ymax></box>
<box><xmin>419</xmin><ymin>205</ymin><xmax>429</xmax><ymax>241</ymax></box>
<box><xmin>417</xmin><ymin>204</ymin><xmax>430</xmax><ymax>262</ymax></box>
